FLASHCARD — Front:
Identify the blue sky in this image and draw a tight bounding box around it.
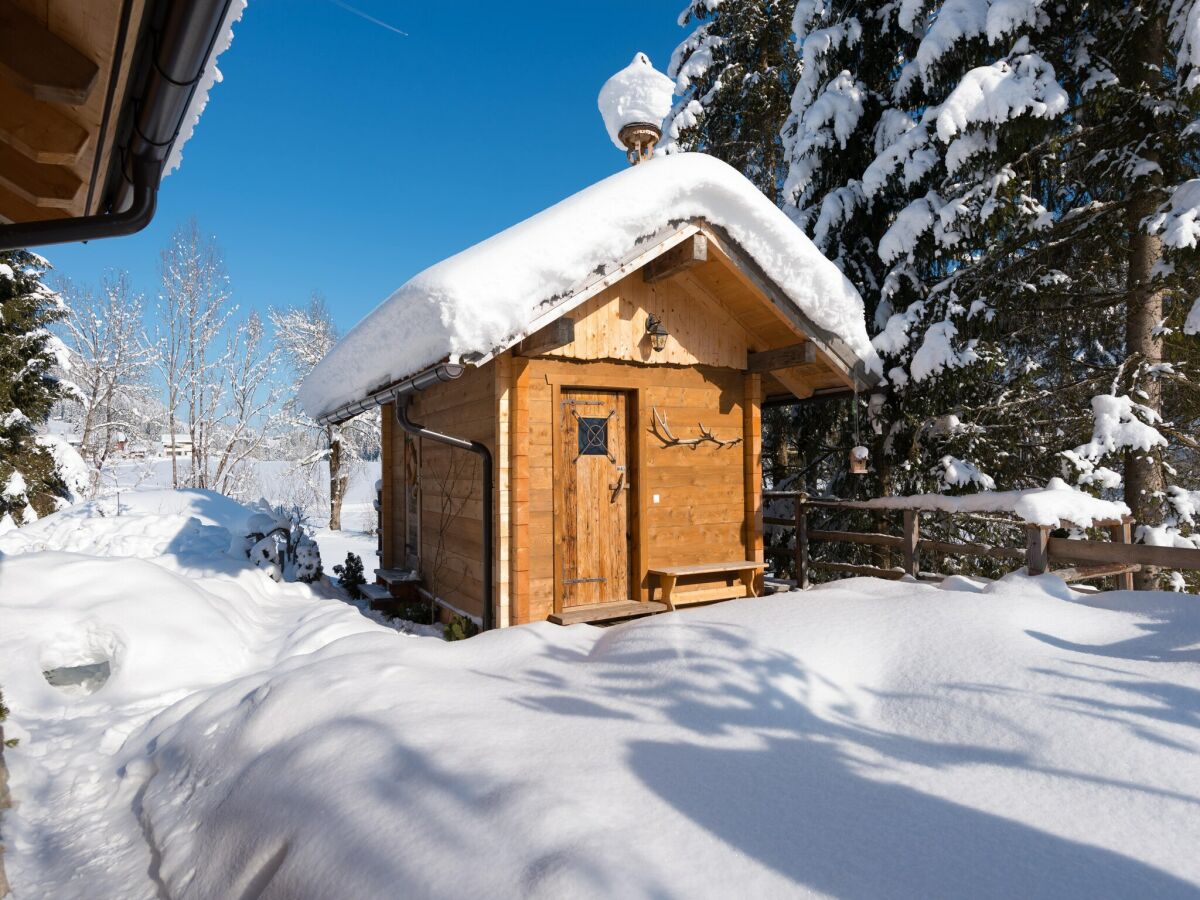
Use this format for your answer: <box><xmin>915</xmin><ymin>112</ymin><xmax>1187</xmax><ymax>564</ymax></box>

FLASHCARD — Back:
<box><xmin>48</xmin><ymin>0</ymin><xmax>686</xmax><ymax>333</ymax></box>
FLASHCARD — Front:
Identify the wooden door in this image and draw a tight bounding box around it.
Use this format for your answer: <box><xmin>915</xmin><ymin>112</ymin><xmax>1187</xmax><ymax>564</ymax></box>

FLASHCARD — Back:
<box><xmin>556</xmin><ymin>389</ymin><xmax>631</xmax><ymax>609</ymax></box>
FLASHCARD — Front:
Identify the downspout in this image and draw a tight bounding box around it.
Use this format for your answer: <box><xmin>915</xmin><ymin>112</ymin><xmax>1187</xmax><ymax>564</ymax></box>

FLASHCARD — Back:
<box><xmin>395</xmin><ymin>400</ymin><xmax>494</xmax><ymax>632</ymax></box>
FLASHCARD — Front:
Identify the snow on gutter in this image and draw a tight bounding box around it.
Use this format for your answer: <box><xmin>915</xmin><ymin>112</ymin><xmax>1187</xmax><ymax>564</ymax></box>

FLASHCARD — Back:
<box><xmin>163</xmin><ymin>0</ymin><xmax>248</xmax><ymax>178</ymax></box>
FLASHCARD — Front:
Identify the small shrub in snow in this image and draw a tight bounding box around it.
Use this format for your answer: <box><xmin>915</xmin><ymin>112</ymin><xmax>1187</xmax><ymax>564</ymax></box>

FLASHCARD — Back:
<box><xmin>393</xmin><ymin>602</ymin><xmax>434</xmax><ymax>626</ymax></box>
<box><xmin>0</xmin><ymin>687</ymin><xmax>16</xmax><ymax>747</ymax></box>
<box><xmin>332</xmin><ymin>552</ymin><xmax>366</xmax><ymax>599</ymax></box>
<box><xmin>242</xmin><ymin>499</ymin><xmax>323</xmax><ymax>583</ymax></box>
<box><xmin>444</xmin><ymin>614</ymin><xmax>480</xmax><ymax>642</ymax></box>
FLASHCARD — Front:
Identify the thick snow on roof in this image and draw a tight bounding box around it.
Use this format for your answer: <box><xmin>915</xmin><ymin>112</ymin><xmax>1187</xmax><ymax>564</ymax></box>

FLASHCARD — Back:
<box><xmin>300</xmin><ymin>152</ymin><xmax>882</xmax><ymax>419</ymax></box>
<box><xmin>163</xmin><ymin>0</ymin><xmax>248</xmax><ymax>177</ymax></box>
<box><xmin>598</xmin><ymin>52</ymin><xmax>675</xmax><ymax>150</ymax></box>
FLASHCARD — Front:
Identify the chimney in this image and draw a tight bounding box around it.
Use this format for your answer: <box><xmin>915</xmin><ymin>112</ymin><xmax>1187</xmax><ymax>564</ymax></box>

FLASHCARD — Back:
<box><xmin>598</xmin><ymin>53</ymin><xmax>675</xmax><ymax>166</ymax></box>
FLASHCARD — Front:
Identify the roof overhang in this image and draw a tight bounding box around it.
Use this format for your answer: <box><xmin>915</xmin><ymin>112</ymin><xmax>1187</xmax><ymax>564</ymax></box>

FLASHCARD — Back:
<box><xmin>0</xmin><ymin>0</ymin><xmax>239</xmax><ymax>250</ymax></box>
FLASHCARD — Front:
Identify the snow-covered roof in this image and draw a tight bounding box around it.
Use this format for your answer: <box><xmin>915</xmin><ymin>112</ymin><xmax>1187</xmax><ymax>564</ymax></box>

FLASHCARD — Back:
<box><xmin>300</xmin><ymin>153</ymin><xmax>882</xmax><ymax>421</ymax></box>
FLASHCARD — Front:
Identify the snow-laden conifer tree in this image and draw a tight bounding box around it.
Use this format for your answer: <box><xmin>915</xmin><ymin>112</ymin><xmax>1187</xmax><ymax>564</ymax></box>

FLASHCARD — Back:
<box><xmin>665</xmin><ymin>0</ymin><xmax>1199</xmax><ymax>584</ymax></box>
<box><xmin>778</xmin><ymin>0</ymin><xmax>1200</xmax><ymax>584</ymax></box>
<box><xmin>0</xmin><ymin>251</ymin><xmax>69</xmax><ymax>526</ymax></box>
<box><xmin>665</xmin><ymin>0</ymin><xmax>798</xmax><ymax>202</ymax></box>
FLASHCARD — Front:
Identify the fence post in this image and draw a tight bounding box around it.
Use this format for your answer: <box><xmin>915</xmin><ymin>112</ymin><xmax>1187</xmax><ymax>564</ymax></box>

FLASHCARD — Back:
<box><xmin>794</xmin><ymin>494</ymin><xmax>809</xmax><ymax>590</ymax></box>
<box><xmin>1026</xmin><ymin>525</ymin><xmax>1050</xmax><ymax>575</ymax></box>
<box><xmin>902</xmin><ymin>510</ymin><xmax>919</xmax><ymax>577</ymax></box>
<box><xmin>1108</xmin><ymin>518</ymin><xmax>1135</xmax><ymax>591</ymax></box>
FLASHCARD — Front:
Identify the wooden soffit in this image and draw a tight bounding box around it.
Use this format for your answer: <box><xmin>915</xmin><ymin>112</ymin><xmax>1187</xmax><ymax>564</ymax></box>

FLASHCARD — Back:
<box><xmin>0</xmin><ymin>0</ymin><xmax>149</xmax><ymax>224</ymax></box>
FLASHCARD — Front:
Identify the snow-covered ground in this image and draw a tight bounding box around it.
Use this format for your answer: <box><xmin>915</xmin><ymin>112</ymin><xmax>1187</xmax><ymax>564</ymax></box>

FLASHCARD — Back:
<box><xmin>89</xmin><ymin>455</ymin><xmax>382</xmax><ymax>569</ymax></box>
<box><xmin>1</xmin><ymin>491</ymin><xmax>1198</xmax><ymax>898</ymax></box>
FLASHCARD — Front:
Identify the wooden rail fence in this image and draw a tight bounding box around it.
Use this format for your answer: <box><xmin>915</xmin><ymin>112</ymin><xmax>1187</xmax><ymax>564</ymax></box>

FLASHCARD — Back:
<box><xmin>763</xmin><ymin>491</ymin><xmax>1200</xmax><ymax>590</ymax></box>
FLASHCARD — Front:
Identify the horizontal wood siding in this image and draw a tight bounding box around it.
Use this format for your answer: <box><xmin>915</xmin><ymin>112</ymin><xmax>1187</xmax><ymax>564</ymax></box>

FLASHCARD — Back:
<box><xmin>398</xmin><ymin>365</ymin><xmax>495</xmax><ymax>620</ymax></box>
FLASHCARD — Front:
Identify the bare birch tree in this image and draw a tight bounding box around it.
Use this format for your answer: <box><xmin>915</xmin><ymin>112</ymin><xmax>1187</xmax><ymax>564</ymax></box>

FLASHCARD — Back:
<box><xmin>211</xmin><ymin>311</ymin><xmax>279</xmax><ymax>496</ymax></box>
<box><xmin>58</xmin><ymin>272</ymin><xmax>152</xmax><ymax>495</ymax></box>
<box><xmin>154</xmin><ymin>220</ymin><xmax>234</xmax><ymax>488</ymax></box>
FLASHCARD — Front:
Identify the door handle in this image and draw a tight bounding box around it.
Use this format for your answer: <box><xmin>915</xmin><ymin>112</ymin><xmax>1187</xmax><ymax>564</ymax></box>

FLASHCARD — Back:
<box><xmin>609</xmin><ymin>463</ymin><xmax>629</xmax><ymax>494</ymax></box>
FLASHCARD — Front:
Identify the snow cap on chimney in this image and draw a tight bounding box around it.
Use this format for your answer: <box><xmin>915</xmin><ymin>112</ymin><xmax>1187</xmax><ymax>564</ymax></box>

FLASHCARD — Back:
<box><xmin>598</xmin><ymin>52</ymin><xmax>675</xmax><ymax>164</ymax></box>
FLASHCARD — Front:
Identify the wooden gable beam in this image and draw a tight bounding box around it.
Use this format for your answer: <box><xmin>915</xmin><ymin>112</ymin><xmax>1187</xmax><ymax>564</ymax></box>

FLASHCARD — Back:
<box><xmin>772</xmin><ymin>369</ymin><xmax>816</xmax><ymax>400</ymax></box>
<box><xmin>643</xmin><ymin>233</ymin><xmax>707</xmax><ymax>283</ymax></box>
<box><xmin>747</xmin><ymin>342</ymin><xmax>817</xmax><ymax>373</ymax></box>
<box><xmin>515</xmin><ymin>317</ymin><xmax>574</xmax><ymax>357</ymax></box>
<box><xmin>700</xmin><ymin>224</ymin><xmax>880</xmax><ymax>390</ymax></box>
<box><xmin>0</xmin><ymin>0</ymin><xmax>99</xmax><ymax>105</ymax></box>
<box><xmin>0</xmin><ymin>142</ymin><xmax>83</xmax><ymax>208</ymax></box>
<box><xmin>0</xmin><ymin>80</ymin><xmax>90</xmax><ymax>164</ymax></box>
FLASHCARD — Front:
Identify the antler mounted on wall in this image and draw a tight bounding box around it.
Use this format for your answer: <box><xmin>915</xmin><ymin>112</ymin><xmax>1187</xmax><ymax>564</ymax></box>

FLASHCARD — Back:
<box><xmin>651</xmin><ymin>407</ymin><xmax>743</xmax><ymax>449</ymax></box>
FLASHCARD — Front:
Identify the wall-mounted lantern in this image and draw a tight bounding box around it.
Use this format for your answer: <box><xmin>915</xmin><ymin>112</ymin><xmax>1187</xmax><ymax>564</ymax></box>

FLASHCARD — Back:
<box><xmin>645</xmin><ymin>314</ymin><xmax>669</xmax><ymax>352</ymax></box>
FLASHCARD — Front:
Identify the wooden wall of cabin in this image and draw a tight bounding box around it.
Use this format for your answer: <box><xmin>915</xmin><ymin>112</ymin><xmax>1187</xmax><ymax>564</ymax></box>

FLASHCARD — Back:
<box><xmin>379</xmin><ymin>364</ymin><xmax>495</xmax><ymax>622</ymax></box>
<box><xmin>509</xmin><ymin>356</ymin><xmax>761</xmax><ymax>625</ymax></box>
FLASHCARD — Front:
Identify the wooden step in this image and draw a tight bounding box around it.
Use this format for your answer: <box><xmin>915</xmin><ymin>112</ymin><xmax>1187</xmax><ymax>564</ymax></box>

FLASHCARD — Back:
<box><xmin>359</xmin><ymin>584</ymin><xmax>392</xmax><ymax>602</ymax></box>
<box><xmin>375</xmin><ymin>568</ymin><xmax>420</xmax><ymax>587</ymax></box>
<box><xmin>549</xmin><ymin>601</ymin><xmax>669</xmax><ymax>626</ymax></box>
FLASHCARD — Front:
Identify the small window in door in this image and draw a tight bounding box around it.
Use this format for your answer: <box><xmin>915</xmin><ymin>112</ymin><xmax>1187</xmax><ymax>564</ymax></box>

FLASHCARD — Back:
<box><xmin>577</xmin><ymin>416</ymin><xmax>609</xmax><ymax>456</ymax></box>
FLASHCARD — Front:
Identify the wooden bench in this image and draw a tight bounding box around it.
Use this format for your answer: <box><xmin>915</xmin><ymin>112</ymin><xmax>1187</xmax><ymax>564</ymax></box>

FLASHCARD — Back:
<box><xmin>648</xmin><ymin>561</ymin><xmax>767</xmax><ymax>611</ymax></box>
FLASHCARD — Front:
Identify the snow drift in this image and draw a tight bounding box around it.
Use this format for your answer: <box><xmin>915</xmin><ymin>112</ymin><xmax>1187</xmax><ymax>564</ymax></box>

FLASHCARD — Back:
<box><xmin>2</xmin><ymin>489</ymin><xmax>1198</xmax><ymax>898</ymax></box>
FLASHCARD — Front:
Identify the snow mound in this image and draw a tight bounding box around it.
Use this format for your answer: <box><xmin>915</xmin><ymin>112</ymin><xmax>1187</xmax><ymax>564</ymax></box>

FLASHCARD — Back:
<box><xmin>597</xmin><ymin>52</ymin><xmax>675</xmax><ymax>150</ymax></box>
<box><xmin>300</xmin><ymin>152</ymin><xmax>881</xmax><ymax>419</ymax></box>
<box><xmin>0</xmin><ymin>552</ymin><xmax>257</xmax><ymax>708</ymax></box>
<box><xmin>4</xmin><ymin>490</ymin><xmax>1196</xmax><ymax>898</ymax></box>
<box><xmin>112</xmin><ymin>576</ymin><xmax>1200</xmax><ymax>898</ymax></box>
<box><xmin>0</xmin><ymin>490</ymin><xmax>396</xmax><ymax>896</ymax></box>
<box><xmin>0</xmin><ymin>489</ymin><xmax>252</xmax><ymax>560</ymax></box>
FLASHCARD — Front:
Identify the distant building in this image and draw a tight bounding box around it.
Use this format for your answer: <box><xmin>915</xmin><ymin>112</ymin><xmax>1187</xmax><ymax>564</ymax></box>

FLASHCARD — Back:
<box><xmin>161</xmin><ymin>435</ymin><xmax>193</xmax><ymax>459</ymax></box>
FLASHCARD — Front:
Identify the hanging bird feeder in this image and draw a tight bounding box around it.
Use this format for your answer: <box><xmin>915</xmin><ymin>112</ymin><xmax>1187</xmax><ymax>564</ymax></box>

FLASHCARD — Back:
<box><xmin>849</xmin><ymin>445</ymin><xmax>870</xmax><ymax>475</ymax></box>
<box><xmin>849</xmin><ymin>380</ymin><xmax>869</xmax><ymax>474</ymax></box>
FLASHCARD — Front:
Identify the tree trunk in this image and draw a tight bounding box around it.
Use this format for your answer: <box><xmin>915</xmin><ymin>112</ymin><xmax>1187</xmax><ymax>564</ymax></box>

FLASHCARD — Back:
<box><xmin>1124</xmin><ymin>12</ymin><xmax>1166</xmax><ymax>589</ymax></box>
<box><xmin>328</xmin><ymin>425</ymin><xmax>344</xmax><ymax>531</ymax></box>
<box><xmin>169</xmin><ymin>415</ymin><xmax>178</xmax><ymax>489</ymax></box>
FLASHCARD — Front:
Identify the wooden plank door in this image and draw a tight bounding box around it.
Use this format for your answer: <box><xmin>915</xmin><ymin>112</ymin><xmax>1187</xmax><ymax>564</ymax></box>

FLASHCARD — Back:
<box><xmin>556</xmin><ymin>389</ymin><xmax>631</xmax><ymax>609</ymax></box>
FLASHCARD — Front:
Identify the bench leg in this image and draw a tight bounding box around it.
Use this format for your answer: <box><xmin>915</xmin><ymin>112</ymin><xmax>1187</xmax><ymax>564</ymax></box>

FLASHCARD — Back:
<box><xmin>660</xmin><ymin>575</ymin><xmax>678</xmax><ymax>611</ymax></box>
<box><xmin>739</xmin><ymin>569</ymin><xmax>757</xmax><ymax>598</ymax></box>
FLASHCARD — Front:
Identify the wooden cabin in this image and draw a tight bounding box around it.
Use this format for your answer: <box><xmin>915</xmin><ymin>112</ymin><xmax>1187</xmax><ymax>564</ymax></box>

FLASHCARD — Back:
<box><xmin>302</xmin><ymin>153</ymin><xmax>880</xmax><ymax>629</ymax></box>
